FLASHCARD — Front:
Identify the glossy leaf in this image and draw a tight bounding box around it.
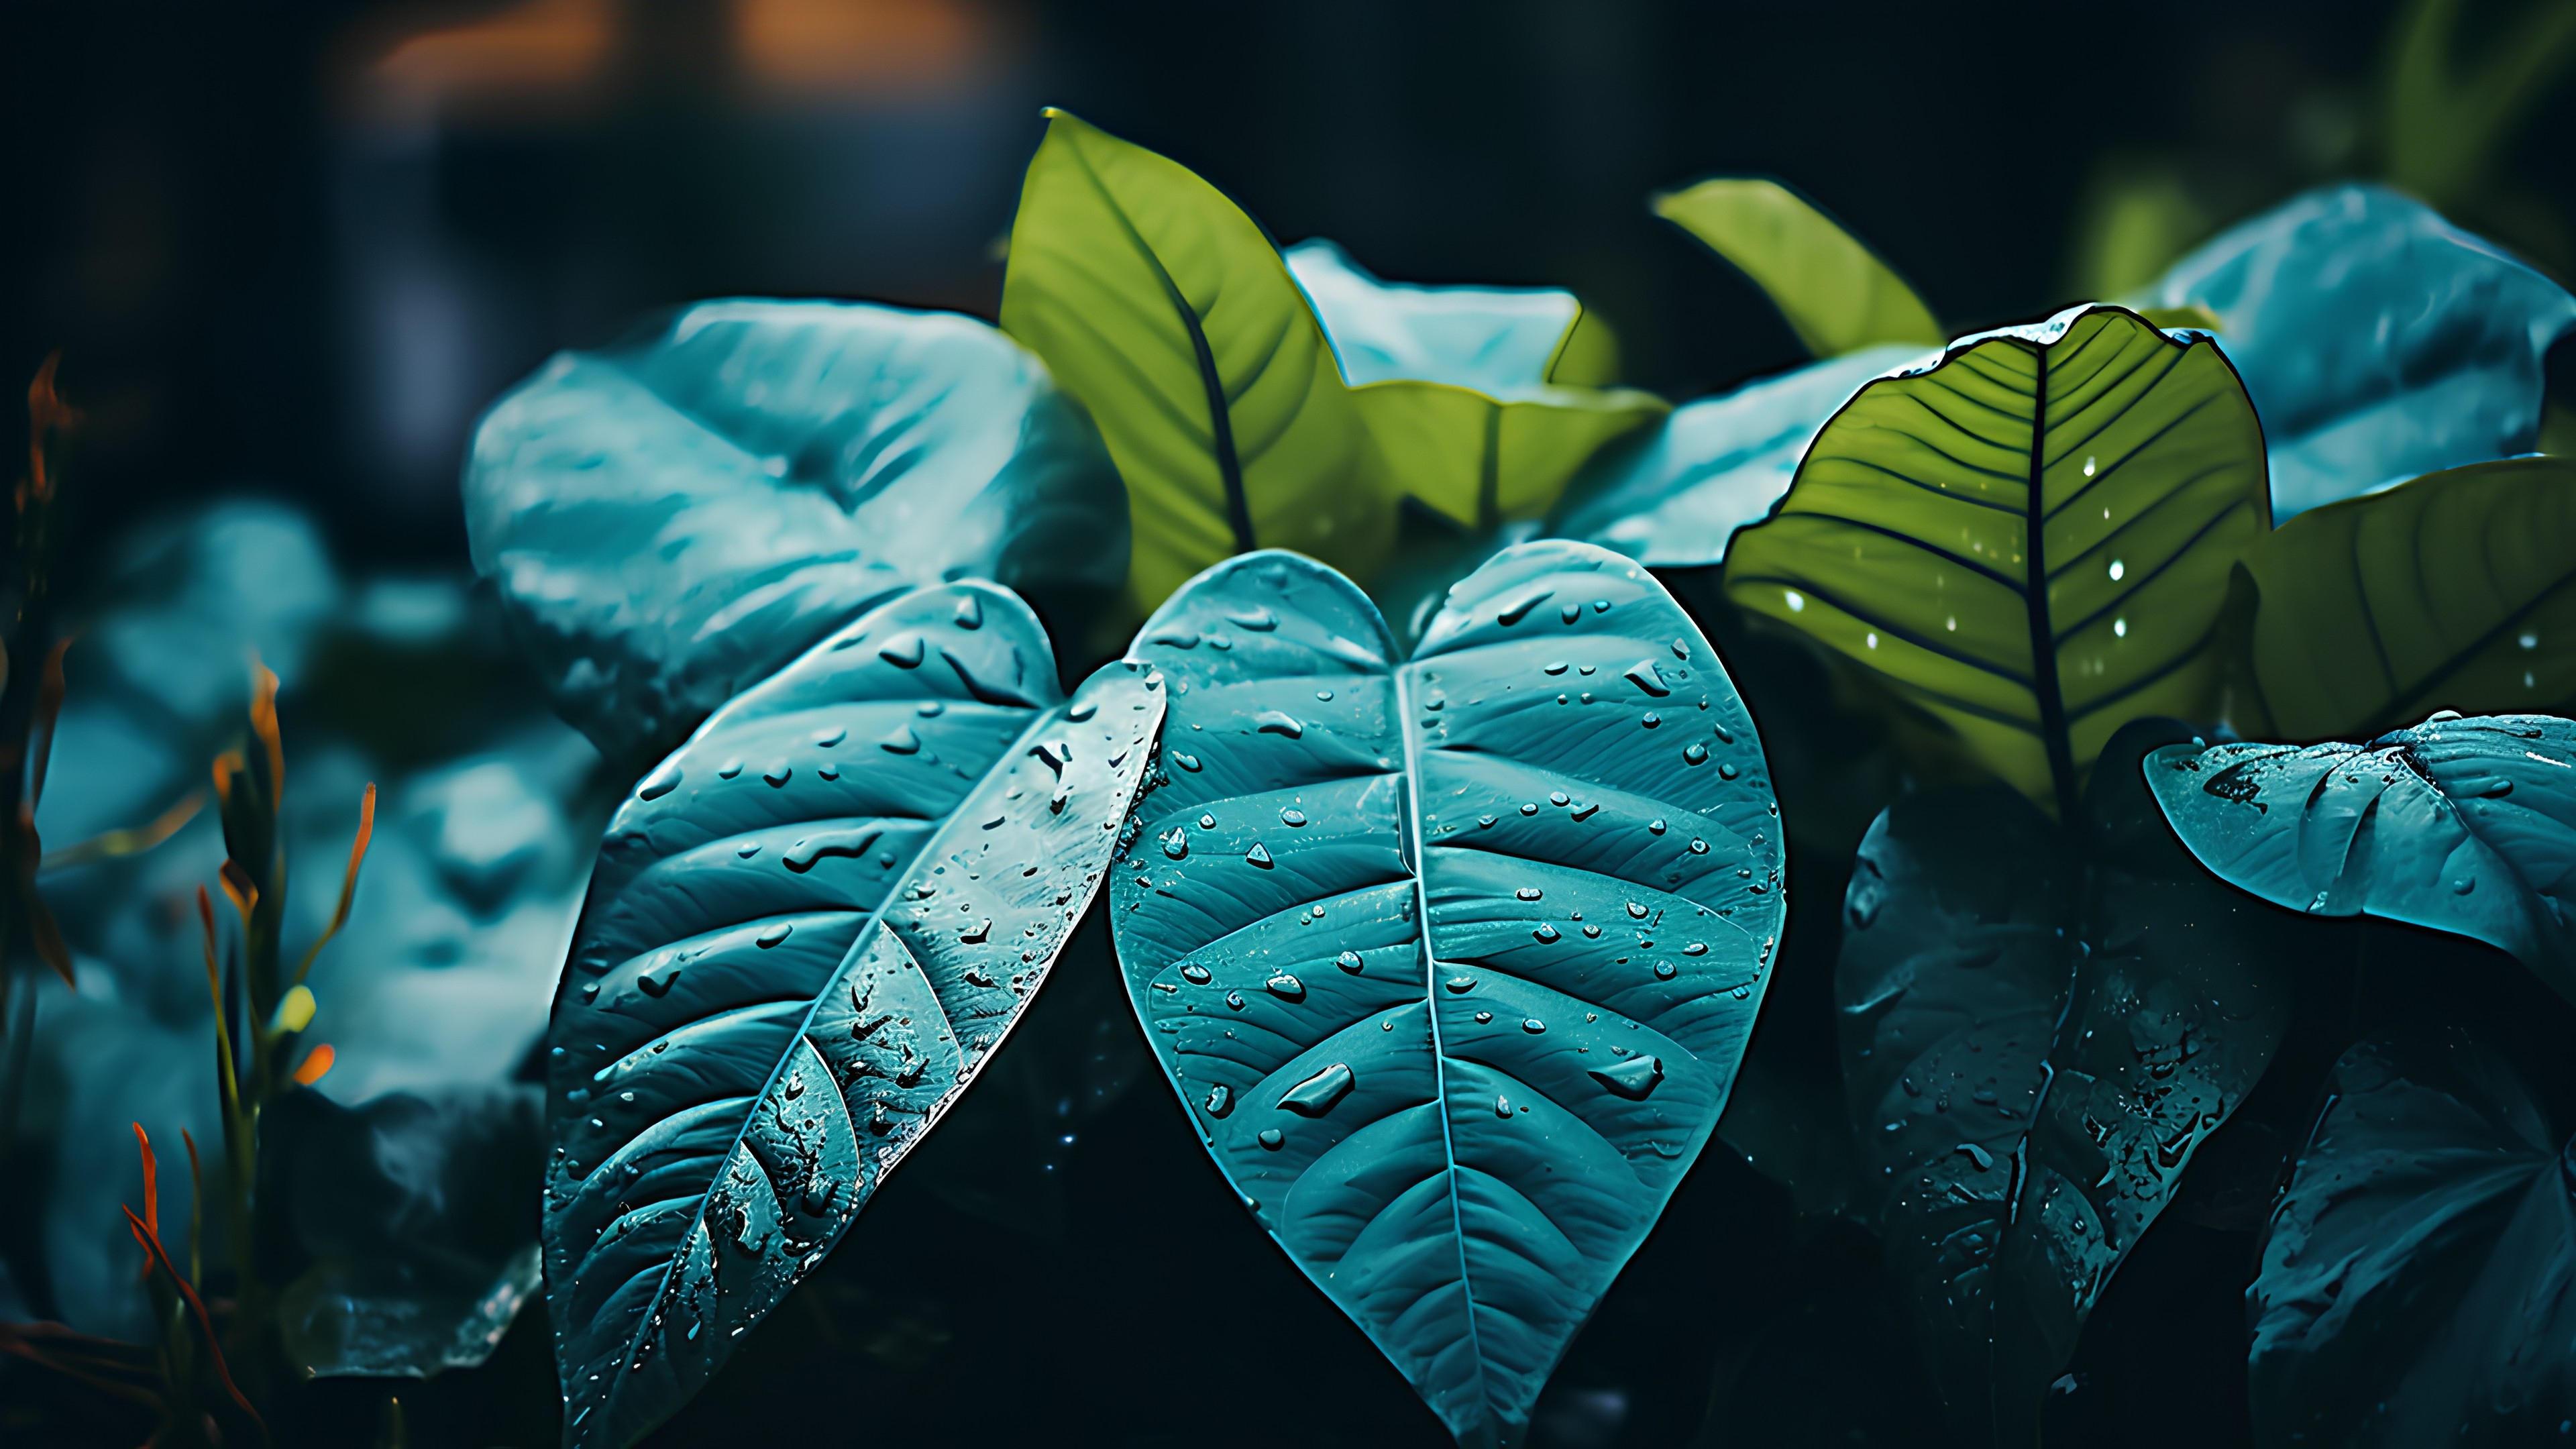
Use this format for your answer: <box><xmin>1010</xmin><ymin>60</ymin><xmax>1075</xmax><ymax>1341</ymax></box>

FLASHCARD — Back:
<box><xmin>543</xmin><ymin>581</ymin><xmax>1162</xmax><ymax>1449</ymax></box>
<box><xmin>261</xmin><ymin>1083</ymin><xmax>544</xmax><ymax>1378</ymax></box>
<box><xmin>1000</xmin><ymin>109</ymin><xmax>1388</xmax><ymax>611</ymax></box>
<box><xmin>1283</xmin><ymin>239</ymin><xmax>1667</xmax><ymax>531</ymax></box>
<box><xmin>465</xmin><ymin>299</ymin><xmax>1129</xmax><ymax>766</ymax></box>
<box><xmin>2139</xmin><ymin>184</ymin><xmax>2576</xmax><ymax>520</ymax></box>
<box><xmin>1110</xmin><ymin>541</ymin><xmax>1784</xmax><ymax>1446</ymax></box>
<box><xmin>2239</xmin><ymin>455</ymin><xmax>2576</xmax><ymax>740</ymax></box>
<box><xmin>2145</xmin><ymin>712</ymin><xmax>2576</xmax><ymax>1000</ymax></box>
<box><xmin>1548</xmin><ymin>344</ymin><xmax>1933</xmax><ymax>567</ymax></box>
<box><xmin>1653</xmin><ymin>178</ymin><xmax>1944</xmax><ymax>358</ymax></box>
<box><xmin>1724</xmin><ymin>305</ymin><xmax>2269</xmax><ymax>815</ymax></box>
<box><xmin>2250</xmin><ymin>1028</ymin><xmax>2576</xmax><ymax>1447</ymax></box>
<box><xmin>1838</xmin><ymin>720</ymin><xmax>2291</xmax><ymax>1442</ymax></box>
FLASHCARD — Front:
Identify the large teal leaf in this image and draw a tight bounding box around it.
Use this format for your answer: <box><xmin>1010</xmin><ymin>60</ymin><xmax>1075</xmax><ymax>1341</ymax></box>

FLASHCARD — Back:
<box><xmin>1109</xmin><ymin>541</ymin><xmax>1784</xmax><ymax>1446</ymax></box>
<box><xmin>2145</xmin><ymin>712</ymin><xmax>2576</xmax><ymax>1001</ymax></box>
<box><xmin>2139</xmin><ymin>184</ymin><xmax>2576</xmax><ymax>520</ymax></box>
<box><xmin>1546</xmin><ymin>343</ymin><xmax>1933</xmax><ymax>566</ymax></box>
<box><xmin>1838</xmin><ymin>721</ymin><xmax>2292</xmax><ymax>1442</ymax></box>
<box><xmin>2251</xmin><ymin>1028</ymin><xmax>2576</xmax><ymax>1447</ymax></box>
<box><xmin>543</xmin><ymin>581</ymin><xmax>1162</xmax><ymax>1448</ymax></box>
<box><xmin>465</xmin><ymin>299</ymin><xmax>1129</xmax><ymax>765</ymax></box>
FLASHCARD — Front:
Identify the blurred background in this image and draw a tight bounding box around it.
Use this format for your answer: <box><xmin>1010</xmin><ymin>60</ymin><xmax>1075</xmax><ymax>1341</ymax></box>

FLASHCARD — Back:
<box><xmin>5</xmin><ymin>3</ymin><xmax>2575</xmax><ymax>1445</ymax></box>
<box><xmin>11</xmin><ymin>0</ymin><xmax>2574</xmax><ymax>574</ymax></box>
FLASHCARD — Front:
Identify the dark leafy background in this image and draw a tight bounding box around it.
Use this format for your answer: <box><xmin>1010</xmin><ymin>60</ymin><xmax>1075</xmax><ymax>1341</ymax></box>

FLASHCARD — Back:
<box><xmin>7</xmin><ymin>1</ymin><xmax>2576</xmax><ymax>1446</ymax></box>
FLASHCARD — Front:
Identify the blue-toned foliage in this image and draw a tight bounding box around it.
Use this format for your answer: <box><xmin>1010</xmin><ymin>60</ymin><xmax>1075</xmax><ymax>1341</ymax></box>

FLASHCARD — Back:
<box><xmin>1110</xmin><ymin>541</ymin><xmax>1783</xmax><ymax>1446</ymax></box>
<box><xmin>2141</xmin><ymin>184</ymin><xmax>2576</xmax><ymax>519</ymax></box>
<box><xmin>464</xmin><ymin>300</ymin><xmax>1130</xmax><ymax>764</ymax></box>
<box><xmin>1285</xmin><ymin>239</ymin><xmax>1597</xmax><ymax>394</ymax></box>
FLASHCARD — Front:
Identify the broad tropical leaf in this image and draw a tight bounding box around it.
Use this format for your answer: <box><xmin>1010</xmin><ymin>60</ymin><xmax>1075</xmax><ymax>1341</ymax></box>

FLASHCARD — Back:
<box><xmin>1724</xmin><ymin>305</ymin><xmax>2269</xmax><ymax>815</ymax></box>
<box><xmin>1653</xmin><ymin>178</ymin><xmax>1944</xmax><ymax>358</ymax></box>
<box><xmin>2139</xmin><ymin>184</ymin><xmax>2576</xmax><ymax>520</ymax></box>
<box><xmin>466</xmin><ymin>299</ymin><xmax>1128</xmax><ymax>765</ymax></box>
<box><xmin>2145</xmin><ymin>712</ymin><xmax>2576</xmax><ymax>1001</ymax></box>
<box><xmin>1110</xmin><ymin>541</ymin><xmax>1784</xmax><ymax>1446</ymax></box>
<box><xmin>1000</xmin><ymin>109</ymin><xmax>1388</xmax><ymax>611</ymax></box>
<box><xmin>1548</xmin><ymin>344</ymin><xmax>1933</xmax><ymax>566</ymax></box>
<box><xmin>262</xmin><ymin>1083</ymin><xmax>544</xmax><ymax>1378</ymax></box>
<box><xmin>2238</xmin><ymin>456</ymin><xmax>2576</xmax><ymax>740</ymax></box>
<box><xmin>1282</xmin><ymin>239</ymin><xmax>1667</xmax><ymax>531</ymax></box>
<box><xmin>2252</xmin><ymin>1028</ymin><xmax>2576</xmax><ymax>1447</ymax></box>
<box><xmin>544</xmin><ymin>581</ymin><xmax>1163</xmax><ymax>1448</ymax></box>
<box><xmin>1839</xmin><ymin>720</ymin><xmax>2291</xmax><ymax>1442</ymax></box>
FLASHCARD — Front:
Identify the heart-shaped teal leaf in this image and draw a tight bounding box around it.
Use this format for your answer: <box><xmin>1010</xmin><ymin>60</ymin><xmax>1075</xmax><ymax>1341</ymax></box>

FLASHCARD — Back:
<box><xmin>466</xmin><ymin>299</ymin><xmax>1129</xmax><ymax>765</ymax></box>
<box><xmin>1108</xmin><ymin>540</ymin><xmax>1784</xmax><ymax>1446</ymax></box>
<box><xmin>2144</xmin><ymin>712</ymin><xmax>2576</xmax><ymax>1001</ymax></box>
<box><xmin>543</xmin><ymin>581</ymin><xmax>1163</xmax><ymax>1449</ymax></box>
<box><xmin>2251</xmin><ymin>1027</ymin><xmax>2576</xmax><ymax>1447</ymax></box>
<box><xmin>2139</xmin><ymin>184</ymin><xmax>2576</xmax><ymax>519</ymax></box>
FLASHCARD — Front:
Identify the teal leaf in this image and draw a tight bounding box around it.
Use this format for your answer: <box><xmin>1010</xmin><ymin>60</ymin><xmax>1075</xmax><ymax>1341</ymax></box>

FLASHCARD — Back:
<box><xmin>2139</xmin><ymin>184</ymin><xmax>2576</xmax><ymax>520</ymax></box>
<box><xmin>1284</xmin><ymin>239</ymin><xmax>1595</xmax><ymax>394</ymax></box>
<box><xmin>1839</xmin><ymin>721</ymin><xmax>2291</xmax><ymax>1442</ymax></box>
<box><xmin>2252</xmin><ymin>1028</ymin><xmax>2576</xmax><ymax>1447</ymax></box>
<box><xmin>1110</xmin><ymin>541</ymin><xmax>1784</xmax><ymax>1446</ymax></box>
<box><xmin>2144</xmin><ymin>712</ymin><xmax>2576</xmax><ymax>1000</ymax></box>
<box><xmin>465</xmin><ymin>299</ymin><xmax>1130</xmax><ymax>765</ymax></box>
<box><xmin>543</xmin><ymin>581</ymin><xmax>1163</xmax><ymax>1449</ymax></box>
<box><xmin>1547</xmin><ymin>343</ymin><xmax>1933</xmax><ymax>566</ymax></box>
<box><xmin>261</xmin><ymin>1083</ymin><xmax>544</xmax><ymax>1379</ymax></box>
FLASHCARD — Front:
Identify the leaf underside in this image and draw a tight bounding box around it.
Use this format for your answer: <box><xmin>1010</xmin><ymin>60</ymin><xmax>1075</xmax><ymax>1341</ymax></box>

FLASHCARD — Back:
<box><xmin>543</xmin><ymin>582</ymin><xmax>1162</xmax><ymax>1449</ymax></box>
<box><xmin>2242</xmin><ymin>455</ymin><xmax>2576</xmax><ymax>741</ymax></box>
<box><xmin>1109</xmin><ymin>540</ymin><xmax>1785</xmax><ymax>1446</ymax></box>
<box><xmin>2145</xmin><ymin>712</ymin><xmax>2576</xmax><ymax>1002</ymax></box>
<box><xmin>1725</xmin><ymin>305</ymin><xmax>2269</xmax><ymax>815</ymax></box>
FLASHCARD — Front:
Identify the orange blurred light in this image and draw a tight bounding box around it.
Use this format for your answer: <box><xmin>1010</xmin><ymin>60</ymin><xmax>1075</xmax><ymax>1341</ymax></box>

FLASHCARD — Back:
<box><xmin>733</xmin><ymin>0</ymin><xmax>989</xmax><ymax>101</ymax></box>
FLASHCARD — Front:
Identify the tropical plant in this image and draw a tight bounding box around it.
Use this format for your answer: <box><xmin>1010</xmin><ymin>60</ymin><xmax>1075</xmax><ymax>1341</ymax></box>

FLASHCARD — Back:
<box><xmin>423</xmin><ymin>94</ymin><xmax>2576</xmax><ymax>1449</ymax></box>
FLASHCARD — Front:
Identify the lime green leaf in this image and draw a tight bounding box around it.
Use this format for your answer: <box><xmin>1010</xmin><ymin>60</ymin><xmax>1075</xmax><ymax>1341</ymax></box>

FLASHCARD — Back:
<box><xmin>2241</xmin><ymin>455</ymin><xmax>2576</xmax><ymax>740</ymax></box>
<box><xmin>1722</xmin><ymin>305</ymin><xmax>2269</xmax><ymax>814</ymax></box>
<box><xmin>1000</xmin><ymin>109</ymin><xmax>1389</xmax><ymax>611</ymax></box>
<box><xmin>1283</xmin><ymin>239</ymin><xmax>1666</xmax><ymax>530</ymax></box>
<box><xmin>1652</xmin><ymin>178</ymin><xmax>1944</xmax><ymax>358</ymax></box>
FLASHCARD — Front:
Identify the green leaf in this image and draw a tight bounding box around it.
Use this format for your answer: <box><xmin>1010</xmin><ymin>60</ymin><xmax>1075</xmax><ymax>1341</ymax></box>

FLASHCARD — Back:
<box><xmin>465</xmin><ymin>298</ymin><xmax>1128</xmax><ymax>766</ymax></box>
<box><xmin>1110</xmin><ymin>541</ymin><xmax>1784</xmax><ymax>1446</ymax></box>
<box><xmin>2252</xmin><ymin>1027</ymin><xmax>2576</xmax><ymax>1447</ymax></box>
<box><xmin>543</xmin><ymin>582</ymin><xmax>1163</xmax><ymax>1449</ymax></box>
<box><xmin>2138</xmin><ymin>184</ymin><xmax>2576</xmax><ymax>520</ymax></box>
<box><xmin>1839</xmin><ymin>720</ymin><xmax>2292</xmax><ymax>1442</ymax></box>
<box><xmin>1723</xmin><ymin>305</ymin><xmax>2271</xmax><ymax>816</ymax></box>
<box><xmin>262</xmin><ymin>1084</ymin><xmax>543</xmax><ymax>1379</ymax></box>
<box><xmin>1000</xmin><ymin>109</ymin><xmax>1389</xmax><ymax>612</ymax></box>
<box><xmin>1282</xmin><ymin>239</ymin><xmax>1667</xmax><ymax>531</ymax></box>
<box><xmin>1652</xmin><ymin>178</ymin><xmax>1944</xmax><ymax>358</ymax></box>
<box><xmin>2238</xmin><ymin>455</ymin><xmax>2576</xmax><ymax>741</ymax></box>
<box><xmin>2144</xmin><ymin>712</ymin><xmax>2576</xmax><ymax>1002</ymax></box>
<box><xmin>1548</xmin><ymin>344</ymin><xmax>1933</xmax><ymax>568</ymax></box>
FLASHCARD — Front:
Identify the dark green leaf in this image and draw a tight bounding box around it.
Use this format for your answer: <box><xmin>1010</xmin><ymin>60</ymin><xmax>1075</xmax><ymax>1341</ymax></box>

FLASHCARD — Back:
<box><xmin>2251</xmin><ymin>1028</ymin><xmax>2576</xmax><ymax>1446</ymax></box>
<box><xmin>1110</xmin><ymin>541</ymin><xmax>1784</xmax><ymax>1446</ymax></box>
<box><xmin>261</xmin><ymin>1083</ymin><xmax>544</xmax><ymax>1378</ymax></box>
<box><xmin>2138</xmin><ymin>184</ymin><xmax>2576</xmax><ymax>520</ymax></box>
<box><xmin>543</xmin><ymin>582</ymin><xmax>1163</xmax><ymax>1449</ymax></box>
<box><xmin>465</xmin><ymin>299</ymin><xmax>1128</xmax><ymax>765</ymax></box>
<box><xmin>2145</xmin><ymin>712</ymin><xmax>2576</xmax><ymax>1000</ymax></box>
<box><xmin>1839</xmin><ymin>721</ymin><xmax>2290</xmax><ymax>1441</ymax></box>
<box><xmin>1724</xmin><ymin>305</ymin><xmax>2269</xmax><ymax>816</ymax></box>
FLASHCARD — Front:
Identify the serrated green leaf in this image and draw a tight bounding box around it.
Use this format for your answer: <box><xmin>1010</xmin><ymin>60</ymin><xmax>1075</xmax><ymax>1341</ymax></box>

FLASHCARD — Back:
<box><xmin>1000</xmin><ymin>109</ymin><xmax>1389</xmax><ymax>612</ymax></box>
<box><xmin>1282</xmin><ymin>239</ymin><xmax>1667</xmax><ymax>530</ymax></box>
<box><xmin>2145</xmin><ymin>712</ymin><xmax>2576</xmax><ymax>1002</ymax></box>
<box><xmin>1723</xmin><ymin>305</ymin><xmax>2269</xmax><ymax>816</ymax></box>
<box><xmin>1654</xmin><ymin>178</ymin><xmax>1944</xmax><ymax>358</ymax></box>
<box><xmin>1110</xmin><ymin>541</ymin><xmax>1784</xmax><ymax>1446</ymax></box>
<box><xmin>2240</xmin><ymin>455</ymin><xmax>2576</xmax><ymax>740</ymax></box>
<box><xmin>542</xmin><ymin>582</ymin><xmax>1163</xmax><ymax>1448</ymax></box>
<box><xmin>1840</xmin><ymin>721</ymin><xmax>2290</xmax><ymax>1442</ymax></box>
